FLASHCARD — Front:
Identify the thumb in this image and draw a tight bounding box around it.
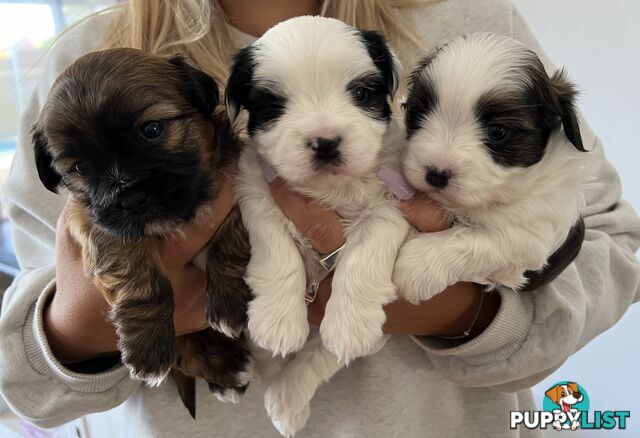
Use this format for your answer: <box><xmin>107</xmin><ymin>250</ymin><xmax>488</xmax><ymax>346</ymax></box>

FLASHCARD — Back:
<box><xmin>398</xmin><ymin>195</ymin><xmax>452</xmax><ymax>233</ymax></box>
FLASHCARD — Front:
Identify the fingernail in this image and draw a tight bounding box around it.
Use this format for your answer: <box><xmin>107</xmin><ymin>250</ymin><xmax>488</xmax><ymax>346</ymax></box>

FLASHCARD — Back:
<box><xmin>257</xmin><ymin>154</ymin><xmax>277</xmax><ymax>184</ymax></box>
<box><xmin>377</xmin><ymin>165</ymin><xmax>415</xmax><ymax>200</ymax></box>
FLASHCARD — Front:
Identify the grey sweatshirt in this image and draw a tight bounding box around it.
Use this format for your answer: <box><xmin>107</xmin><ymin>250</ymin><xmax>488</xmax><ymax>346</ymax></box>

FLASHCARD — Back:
<box><xmin>1</xmin><ymin>1</ymin><xmax>639</xmax><ymax>437</ymax></box>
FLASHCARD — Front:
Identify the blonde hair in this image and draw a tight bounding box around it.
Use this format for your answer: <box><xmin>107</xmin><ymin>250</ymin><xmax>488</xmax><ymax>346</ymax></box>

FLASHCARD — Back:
<box><xmin>103</xmin><ymin>0</ymin><xmax>430</xmax><ymax>87</ymax></box>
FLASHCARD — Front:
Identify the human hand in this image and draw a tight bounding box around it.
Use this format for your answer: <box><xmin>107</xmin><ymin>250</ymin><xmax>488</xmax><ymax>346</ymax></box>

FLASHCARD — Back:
<box><xmin>269</xmin><ymin>174</ymin><xmax>498</xmax><ymax>338</ymax></box>
<box><xmin>45</xmin><ymin>180</ymin><xmax>236</xmax><ymax>363</ymax></box>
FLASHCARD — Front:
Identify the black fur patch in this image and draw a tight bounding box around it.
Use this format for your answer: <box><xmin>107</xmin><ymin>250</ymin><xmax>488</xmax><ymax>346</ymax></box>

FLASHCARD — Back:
<box><xmin>225</xmin><ymin>46</ymin><xmax>288</xmax><ymax>135</ymax></box>
<box><xmin>225</xmin><ymin>46</ymin><xmax>255</xmax><ymax>118</ymax></box>
<box><xmin>245</xmin><ymin>86</ymin><xmax>287</xmax><ymax>136</ymax></box>
<box><xmin>205</xmin><ymin>207</ymin><xmax>252</xmax><ymax>335</ymax></box>
<box><xmin>169</xmin><ymin>56</ymin><xmax>219</xmax><ymax>117</ymax></box>
<box><xmin>475</xmin><ymin>55</ymin><xmax>584</xmax><ymax>168</ymax></box>
<box><xmin>347</xmin><ymin>74</ymin><xmax>392</xmax><ymax>122</ymax></box>
<box><xmin>404</xmin><ymin>57</ymin><xmax>438</xmax><ymax>139</ymax></box>
<box><xmin>475</xmin><ymin>88</ymin><xmax>550</xmax><ymax>167</ymax></box>
<box><xmin>32</xmin><ymin>126</ymin><xmax>62</xmax><ymax>192</ymax></box>
<box><xmin>88</xmin><ymin>141</ymin><xmax>210</xmax><ymax>240</ymax></box>
<box><xmin>357</xmin><ymin>29</ymin><xmax>398</xmax><ymax>97</ymax></box>
<box><xmin>523</xmin><ymin>217</ymin><xmax>586</xmax><ymax>291</ymax></box>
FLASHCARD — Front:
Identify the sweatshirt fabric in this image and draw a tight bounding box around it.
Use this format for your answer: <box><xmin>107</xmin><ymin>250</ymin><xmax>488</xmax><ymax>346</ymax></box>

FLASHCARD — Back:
<box><xmin>1</xmin><ymin>1</ymin><xmax>639</xmax><ymax>437</ymax></box>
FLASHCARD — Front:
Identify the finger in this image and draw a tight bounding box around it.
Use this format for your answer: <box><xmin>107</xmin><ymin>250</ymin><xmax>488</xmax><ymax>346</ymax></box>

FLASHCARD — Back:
<box><xmin>56</xmin><ymin>198</ymin><xmax>83</xmax><ymax>261</ymax></box>
<box><xmin>398</xmin><ymin>195</ymin><xmax>452</xmax><ymax>233</ymax></box>
<box><xmin>171</xmin><ymin>264</ymin><xmax>209</xmax><ymax>335</ymax></box>
<box><xmin>307</xmin><ymin>275</ymin><xmax>332</xmax><ymax>326</ymax></box>
<box><xmin>160</xmin><ymin>178</ymin><xmax>235</xmax><ymax>268</ymax></box>
<box><xmin>270</xmin><ymin>180</ymin><xmax>345</xmax><ymax>254</ymax></box>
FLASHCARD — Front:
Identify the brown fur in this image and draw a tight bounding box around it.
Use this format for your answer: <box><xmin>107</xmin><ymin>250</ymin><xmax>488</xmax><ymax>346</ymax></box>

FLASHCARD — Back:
<box><xmin>32</xmin><ymin>49</ymin><xmax>253</xmax><ymax>401</ymax></box>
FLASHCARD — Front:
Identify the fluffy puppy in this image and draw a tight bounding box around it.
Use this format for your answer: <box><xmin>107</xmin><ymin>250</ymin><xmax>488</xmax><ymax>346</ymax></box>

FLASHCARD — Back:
<box><xmin>394</xmin><ymin>33</ymin><xmax>590</xmax><ymax>303</ymax></box>
<box><xmin>226</xmin><ymin>16</ymin><xmax>408</xmax><ymax>436</ymax></box>
<box><xmin>32</xmin><ymin>48</ymin><xmax>253</xmax><ymax>398</ymax></box>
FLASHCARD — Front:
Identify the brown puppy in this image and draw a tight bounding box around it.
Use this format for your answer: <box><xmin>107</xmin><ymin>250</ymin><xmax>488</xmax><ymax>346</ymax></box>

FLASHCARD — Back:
<box><xmin>32</xmin><ymin>48</ymin><xmax>253</xmax><ymax>399</ymax></box>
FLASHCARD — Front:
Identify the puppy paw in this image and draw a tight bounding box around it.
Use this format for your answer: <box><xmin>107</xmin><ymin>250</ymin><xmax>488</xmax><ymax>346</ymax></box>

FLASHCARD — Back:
<box><xmin>206</xmin><ymin>296</ymin><xmax>246</xmax><ymax>338</ymax></box>
<box><xmin>112</xmin><ymin>304</ymin><xmax>175</xmax><ymax>387</ymax></box>
<box><xmin>270</xmin><ymin>404</ymin><xmax>310</xmax><ymax>438</ymax></box>
<box><xmin>205</xmin><ymin>355</ymin><xmax>253</xmax><ymax>404</ymax></box>
<box><xmin>122</xmin><ymin>349</ymin><xmax>174</xmax><ymax>387</ymax></box>
<box><xmin>319</xmin><ymin>300</ymin><xmax>386</xmax><ymax>363</ymax></box>
<box><xmin>248</xmin><ymin>295</ymin><xmax>309</xmax><ymax>357</ymax></box>
<box><xmin>265</xmin><ymin>377</ymin><xmax>312</xmax><ymax>437</ymax></box>
<box><xmin>399</xmin><ymin>274</ymin><xmax>450</xmax><ymax>304</ymax></box>
<box><xmin>394</xmin><ymin>241</ymin><xmax>455</xmax><ymax>304</ymax></box>
<box><xmin>208</xmin><ymin>320</ymin><xmax>243</xmax><ymax>339</ymax></box>
<box><xmin>208</xmin><ymin>374</ymin><xmax>251</xmax><ymax>404</ymax></box>
<box><xmin>571</xmin><ymin>422</ymin><xmax>579</xmax><ymax>431</ymax></box>
<box><xmin>175</xmin><ymin>330</ymin><xmax>254</xmax><ymax>403</ymax></box>
<box><xmin>206</xmin><ymin>282</ymin><xmax>250</xmax><ymax>339</ymax></box>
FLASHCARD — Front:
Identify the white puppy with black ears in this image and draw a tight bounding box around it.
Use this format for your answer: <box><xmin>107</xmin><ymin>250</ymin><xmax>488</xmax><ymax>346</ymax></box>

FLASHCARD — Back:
<box><xmin>225</xmin><ymin>16</ymin><xmax>409</xmax><ymax>436</ymax></box>
<box><xmin>394</xmin><ymin>33</ymin><xmax>591</xmax><ymax>303</ymax></box>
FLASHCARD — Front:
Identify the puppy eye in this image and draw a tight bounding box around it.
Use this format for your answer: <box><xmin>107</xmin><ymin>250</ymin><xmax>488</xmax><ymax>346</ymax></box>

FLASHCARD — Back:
<box><xmin>487</xmin><ymin>124</ymin><xmax>509</xmax><ymax>142</ymax></box>
<box><xmin>140</xmin><ymin>121</ymin><xmax>164</xmax><ymax>141</ymax></box>
<box><xmin>71</xmin><ymin>161</ymin><xmax>87</xmax><ymax>175</ymax></box>
<box><xmin>352</xmin><ymin>87</ymin><xmax>370</xmax><ymax>103</ymax></box>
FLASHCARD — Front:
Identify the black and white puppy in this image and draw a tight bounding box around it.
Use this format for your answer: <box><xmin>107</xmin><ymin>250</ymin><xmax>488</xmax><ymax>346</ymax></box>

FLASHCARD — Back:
<box><xmin>226</xmin><ymin>16</ymin><xmax>408</xmax><ymax>436</ymax></box>
<box><xmin>394</xmin><ymin>33</ymin><xmax>591</xmax><ymax>302</ymax></box>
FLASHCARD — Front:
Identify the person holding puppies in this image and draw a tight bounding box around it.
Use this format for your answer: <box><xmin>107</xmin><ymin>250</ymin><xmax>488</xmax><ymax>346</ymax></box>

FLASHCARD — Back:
<box><xmin>1</xmin><ymin>1</ymin><xmax>639</xmax><ymax>437</ymax></box>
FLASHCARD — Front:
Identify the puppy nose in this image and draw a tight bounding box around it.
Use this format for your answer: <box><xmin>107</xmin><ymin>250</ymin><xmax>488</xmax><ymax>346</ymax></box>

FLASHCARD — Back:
<box><xmin>119</xmin><ymin>189</ymin><xmax>148</xmax><ymax>210</ymax></box>
<box><xmin>425</xmin><ymin>166</ymin><xmax>452</xmax><ymax>189</ymax></box>
<box><xmin>309</xmin><ymin>136</ymin><xmax>341</xmax><ymax>162</ymax></box>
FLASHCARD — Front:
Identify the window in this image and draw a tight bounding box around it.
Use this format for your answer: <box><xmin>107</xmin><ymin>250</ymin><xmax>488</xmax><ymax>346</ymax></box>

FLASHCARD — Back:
<box><xmin>0</xmin><ymin>1</ymin><xmax>118</xmax><ymax>273</ymax></box>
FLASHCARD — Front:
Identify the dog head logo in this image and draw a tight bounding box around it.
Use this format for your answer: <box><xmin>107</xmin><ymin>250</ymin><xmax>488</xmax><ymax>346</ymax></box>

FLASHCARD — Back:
<box><xmin>542</xmin><ymin>381</ymin><xmax>590</xmax><ymax>431</ymax></box>
<box><xmin>545</xmin><ymin>382</ymin><xmax>584</xmax><ymax>412</ymax></box>
<box><xmin>512</xmin><ymin>381</ymin><xmax>630</xmax><ymax>432</ymax></box>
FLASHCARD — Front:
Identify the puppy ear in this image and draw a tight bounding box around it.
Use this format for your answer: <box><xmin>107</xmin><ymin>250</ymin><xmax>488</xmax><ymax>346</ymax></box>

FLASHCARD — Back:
<box><xmin>358</xmin><ymin>29</ymin><xmax>402</xmax><ymax>98</ymax></box>
<box><xmin>32</xmin><ymin>125</ymin><xmax>61</xmax><ymax>193</ymax></box>
<box><xmin>224</xmin><ymin>46</ymin><xmax>255</xmax><ymax>123</ymax></box>
<box><xmin>170</xmin><ymin>56</ymin><xmax>220</xmax><ymax>117</ymax></box>
<box><xmin>550</xmin><ymin>69</ymin><xmax>585</xmax><ymax>151</ymax></box>
<box><xmin>567</xmin><ymin>382</ymin><xmax>580</xmax><ymax>393</ymax></box>
<box><xmin>545</xmin><ymin>386</ymin><xmax>562</xmax><ymax>405</ymax></box>
<box><xmin>408</xmin><ymin>54</ymin><xmax>435</xmax><ymax>90</ymax></box>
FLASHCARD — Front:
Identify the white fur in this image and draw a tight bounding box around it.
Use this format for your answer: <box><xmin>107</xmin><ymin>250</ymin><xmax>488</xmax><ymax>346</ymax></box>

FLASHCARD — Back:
<box><xmin>394</xmin><ymin>33</ymin><xmax>592</xmax><ymax>302</ymax></box>
<box><xmin>264</xmin><ymin>333</ymin><xmax>389</xmax><ymax>437</ymax></box>
<box><xmin>233</xmin><ymin>17</ymin><xmax>408</xmax><ymax>436</ymax></box>
<box><xmin>132</xmin><ymin>367</ymin><xmax>170</xmax><ymax>388</ymax></box>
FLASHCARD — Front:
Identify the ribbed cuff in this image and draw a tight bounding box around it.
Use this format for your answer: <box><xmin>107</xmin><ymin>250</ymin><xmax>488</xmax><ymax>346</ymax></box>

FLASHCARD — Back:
<box><xmin>411</xmin><ymin>288</ymin><xmax>535</xmax><ymax>365</ymax></box>
<box><xmin>23</xmin><ymin>280</ymin><xmax>130</xmax><ymax>393</ymax></box>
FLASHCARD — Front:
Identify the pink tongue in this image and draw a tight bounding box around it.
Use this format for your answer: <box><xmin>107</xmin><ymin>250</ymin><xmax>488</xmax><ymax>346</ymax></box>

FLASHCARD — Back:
<box><xmin>562</xmin><ymin>402</ymin><xmax>571</xmax><ymax>412</ymax></box>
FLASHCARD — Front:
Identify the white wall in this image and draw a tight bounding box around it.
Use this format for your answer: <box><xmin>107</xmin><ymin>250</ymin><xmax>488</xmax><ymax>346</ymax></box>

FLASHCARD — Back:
<box><xmin>511</xmin><ymin>1</ymin><xmax>639</xmax><ymax>435</ymax></box>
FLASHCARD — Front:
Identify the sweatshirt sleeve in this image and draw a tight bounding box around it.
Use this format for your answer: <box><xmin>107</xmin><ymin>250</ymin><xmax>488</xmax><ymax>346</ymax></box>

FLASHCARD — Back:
<box><xmin>0</xmin><ymin>10</ymin><xmax>137</xmax><ymax>428</ymax></box>
<box><xmin>410</xmin><ymin>2</ymin><xmax>640</xmax><ymax>390</ymax></box>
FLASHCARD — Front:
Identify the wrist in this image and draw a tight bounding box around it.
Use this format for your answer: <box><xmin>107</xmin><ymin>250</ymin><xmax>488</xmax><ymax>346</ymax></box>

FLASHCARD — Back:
<box><xmin>44</xmin><ymin>286</ymin><xmax>119</xmax><ymax>363</ymax></box>
<box><xmin>426</xmin><ymin>283</ymin><xmax>500</xmax><ymax>339</ymax></box>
